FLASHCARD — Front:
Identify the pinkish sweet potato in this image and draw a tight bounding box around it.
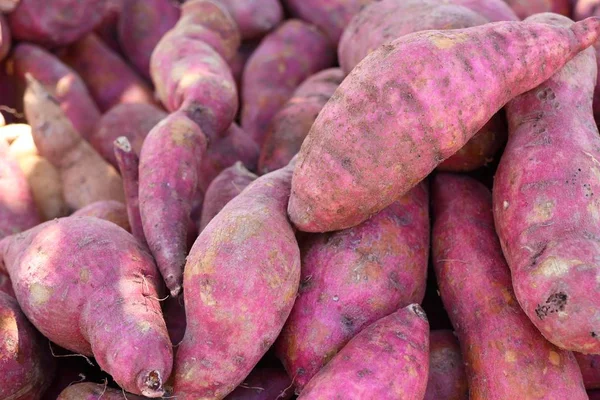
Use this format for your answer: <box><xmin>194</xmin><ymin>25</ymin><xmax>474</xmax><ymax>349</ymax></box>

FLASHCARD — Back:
<box><xmin>493</xmin><ymin>13</ymin><xmax>600</xmax><ymax>354</ymax></box>
<box><xmin>425</xmin><ymin>330</ymin><xmax>468</xmax><ymax>400</ymax></box>
<box><xmin>298</xmin><ymin>304</ymin><xmax>429</xmax><ymax>399</ymax></box>
<box><xmin>241</xmin><ymin>19</ymin><xmax>335</xmax><ymax>146</ymax></box>
<box><xmin>226</xmin><ymin>367</ymin><xmax>293</xmax><ymax>400</ymax></box>
<box><xmin>575</xmin><ymin>353</ymin><xmax>600</xmax><ymax>389</ymax></box>
<box><xmin>0</xmin><ymin>14</ymin><xmax>10</xmax><ymax>62</ymax></box>
<box><xmin>276</xmin><ymin>181</ymin><xmax>429</xmax><ymax>391</ymax></box>
<box><xmin>173</xmin><ymin>162</ymin><xmax>300</xmax><ymax>399</ymax></box>
<box><xmin>92</xmin><ymin>103</ymin><xmax>167</xmax><ymax>167</ymax></box>
<box><xmin>12</xmin><ymin>43</ymin><xmax>101</xmax><ymax>140</ymax></box>
<box><xmin>7</xmin><ymin>0</ymin><xmax>108</xmax><ymax>47</ymax></box>
<box><xmin>288</xmin><ymin>17</ymin><xmax>600</xmax><ymax>233</ymax></box>
<box><xmin>0</xmin><ymin>216</ymin><xmax>173</xmax><ymax>397</ymax></box>
<box><xmin>216</xmin><ymin>0</ymin><xmax>284</xmax><ymax>40</ymax></box>
<box><xmin>58</xmin><ymin>382</ymin><xmax>145</xmax><ymax>400</ymax></box>
<box><xmin>199</xmin><ymin>161</ymin><xmax>258</xmax><ymax>231</ymax></box>
<box><xmin>60</xmin><ymin>34</ymin><xmax>155</xmax><ymax>112</ymax></box>
<box><xmin>0</xmin><ymin>291</ymin><xmax>55</xmax><ymax>400</ymax></box>
<box><xmin>72</xmin><ymin>200</ymin><xmax>130</xmax><ymax>231</ymax></box>
<box><xmin>259</xmin><ymin>68</ymin><xmax>344</xmax><ymax>174</ymax></box>
<box><xmin>433</xmin><ymin>173</ymin><xmax>587</xmax><ymax>399</ymax></box>
<box><xmin>504</xmin><ymin>0</ymin><xmax>571</xmax><ymax>18</ymax></box>
<box><xmin>445</xmin><ymin>0</ymin><xmax>519</xmax><ymax>21</ymax></box>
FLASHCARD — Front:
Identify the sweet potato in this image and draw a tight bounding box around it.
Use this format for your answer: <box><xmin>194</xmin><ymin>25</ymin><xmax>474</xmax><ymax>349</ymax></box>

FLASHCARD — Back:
<box><xmin>199</xmin><ymin>161</ymin><xmax>257</xmax><ymax>231</ymax></box>
<box><xmin>0</xmin><ymin>291</ymin><xmax>55</xmax><ymax>400</ymax></box>
<box><xmin>12</xmin><ymin>43</ymin><xmax>101</xmax><ymax>140</ymax></box>
<box><xmin>226</xmin><ymin>367</ymin><xmax>293</xmax><ymax>400</ymax></box>
<box><xmin>0</xmin><ymin>216</ymin><xmax>173</xmax><ymax>397</ymax></box>
<box><xmin>276</xmin><ymin>181</ymin><xmax>429</xmax><ymax>391</ymax></box>
<box><xmin>241</xmin><ymin>19</ymin><xmax>335</xmax><ymax>146</ymax></box>
<box><xmin>504</xmin><ymin>0</ymin><xmax>571</xmax><ymax>19</ymax></box>
<box><xmin>72</xmin><ymin>200</ymin><xmax>130</xmax><ymax>231</ymax></box>
<box><xmin>60</xmin><ymin>34</ymin><xmax>155</xmax><ymax>112</ymax></box>
<box><xmin>288</xmin><ymin>17</ymin><xmax>600</xmax><ymax>233</ymax></box>
<box><xmin>173</xmin><ymin>161</ymin><xmax>300</xmax><ymax>399</ymax></box>
<box><xmin>216</xmin><ymin>0</ymin><xmax>284</xmax><ymax>40</ymax></box>
<box><xmin>433</xmin><ymin>173</ymin><xmax>587</xmax><ymax>399</ymax></box>
<box><xmin>92</xmin><ymin>103</ymin><xmax>167</xmax><ymax>167</ymax></box>
<box><xmin>298</xmin><ymin>304</ymin><xmax>429</xmax><ymax>399</ymax></box>
<box><xmin>445</xmin><ymin>0</ymin><xmax>519</xmax><ymax>21</ymax></box>
<box><xmin>575</xmin><ymin>353</ymin><xmax>600</xmax><ymax>389</ymax></box>
<box><xmin>58</xmin><ymin>382</ymin><xmax>145</xmax><ymax>400</ymax></box>
<box><xmin>7</xmin><ymin>0</ymin><xmax>108</xmax><ymax>47</ymax></box>
<box><xmin>118</xmin><ymin>0</ymin><xmax>180</xmax><ymax>80</ymax></box>
<box><xmin>493</xmin><ymin>13</ymin><xmax>600</xmax><ymax>353</ymax></box>
<box><xmin>0</xmin><ymin>13</ymin><xmax>10</xmax><ymax>62</ymax></box>
<box><xmin>24</xmin><ymin>76</ymin><xmax>125</xmax><ymax>211</ymax></box>
<box><xmin>425</xmin><ymin>330</ymin><xmax>468</xmax><ymax>400</ymax></box>
<box><xmin>259</xmin><ymin>68</ymin><xmax>344</xmax><ymax>174</ymax></box>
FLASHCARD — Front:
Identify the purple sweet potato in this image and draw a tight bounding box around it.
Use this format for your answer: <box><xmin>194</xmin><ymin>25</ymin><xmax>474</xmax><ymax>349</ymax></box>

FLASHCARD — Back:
<box><xmin>199</xmin><ymin>161</ymin><xmax>258</xmax><ymax>231</ymax></box>
<box><xmin>226</xmin><ymin>367</ymin><xmax>293</xmax><ymax>400</ymax></box>
<box><xmin>425</xmin><ymin>330</ymin><xmax>468</xmax><ymax>400</ymax></box>
<box><xmin>259</xmin><ymin>68</ymin><xmax>344</xmax><ymax>174</ymax></box>
<box><xmin>298</xmin><ymin>304</ymin><xmax>429</xmax><ymax>399</ymax></box>
<box><xmin>58</xmin><ymin>382</ymin><xmax>145</xmax><ymax>400</ymax></box>
<box><xmin>433</xmin><ymin>173</ymin><xmax>587</xmax><ymax>399</ymax></box>
<box><xmin>493</xmin><ymin>13</ymin><xmax>600</xmax><ymax>353</ymax></box>
<box><xmin>92</xmin><ymin>103</ymin><xmax>167</xmax><ymax>167</ymax></box>
<box><xmin>446</xmin><ymin>0</ymin><xmax>519</xmax><ymax>21</ymax></box>
<box><xmin>276</xmin><ymin>181</ymin><xmax>429</xmax><ymax>391</ymax></box>
<box><xmin>0</xmin><ymin>14</ymin><xmax>10</xmax><ymax>62</ymax></box>
<box><xmin>60</xmin><ymin>34</ymin><xmax>155</xmax><ymax>112</ymax></box>
<box><xmin>504</xmin><ymin>0</ymin><xmax>571</xmax><ymax>19</ymax></box>
<box><xmin>12</xmin><ymin>43</ymin><xmax>101</xmax><ymax>140</ymax></box>
<box><xmin>72</xmin><ymin>200</ymin><xmax>130</xmax><ymax>232</ymax></box>
<box><xmin>575</xmin><ymin>353</ymin><xmax>600</xmax><ymax>389</ymax></box>
<box><xmin>216</xmin><ymin>0</ymin><xmax>284</xmax><ymax>40</ymax></box>
<box><xmin>174</xmin><ymin>162</ymin><xmax>300</xmax><ymax>399</ymax></box>
<box><xmin>0</xmin><ymin>216</ymin><xmax>173</xmax><ymax>397</ymax></box>
<box><xmin>288</xmin><ymin>17</ymin><xmax>600</xmax><ymax>233</ymax></box>
<box><xmin>0</xmin><ymin>291</ymin><xmax>55</xmax><ymax>400</ymax></box>
<box><xmin>241</xmin><ymin>19</ymin><xmax>335</xmax><ymax>146</ymax></box>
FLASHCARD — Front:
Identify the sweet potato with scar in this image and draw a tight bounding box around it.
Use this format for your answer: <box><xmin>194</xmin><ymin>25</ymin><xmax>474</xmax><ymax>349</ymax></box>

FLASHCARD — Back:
<box><xmin>575</xmin><ymin>353</ymin><xmax>600</xmax><ymax>389</ymax></box>
<box><xmin>58</xmin><ymin>382</ymin><xmax>145</xmax><ymax>400</ymax></box>
<box><xmin>174</xmin><ymin>162</ymin><xmax>300</xmax><ymax>399</ymax></box>
<box><xmin>493</xmin><ymin>13</ymin><xmax>600</xmax><ymax>354</ymax></box>
<box><xmin>259</xmin><ymin>68</ymin><xmax>344</xmax><ymax>174</ymax></box>
<box><xmin>216</xmin><ymin>0</ymin><xmax>284</xmax><ymax>40</ymax></box>
<box><xmin>288</xmin><ymin>16</ymin><xmax>600</xmax><ymax>232</ymax></box>
<box><xmin>241</xmin><ymin>20</ymin><xmax>334</xmax><ymax>146</ymax></box>
<box><xmin>0</xmin><ymin>216</ymin><xmax>173</xmax><ymax>397</ymax></box>
<box><xmin>445</xmin><ymin>0</ymin><xmax>518</xmax><ymax>21</ymax></box>
<box><xmin>425</xmin><ymin>330</ymin><xmax>468</xmax><ymax>400</ymax></box>
<box><xmin>226</xmin><ymin>367</ymin><xmax>293</xmax><ymax>400</ymax></box>
<box><xmin>72</xmin><ymin>200</ymin><xmax>130</xmax><ymax>231</ymax></box>
<box><xmin>276</xmin><ymin>181</ymin><xmax>429</xmax><ymax>391</ymax></box>
<box><xmin>433</xmin><ymin>173</ymin><xmax>587</xmax><ymax>399</ymax></box>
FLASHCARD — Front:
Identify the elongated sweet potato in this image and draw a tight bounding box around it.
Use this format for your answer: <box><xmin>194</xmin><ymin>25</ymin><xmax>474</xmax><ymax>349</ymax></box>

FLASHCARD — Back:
<box><xmin>298</xmin><ymin>304</ymin><xmax>429</xmax><ymax>399</ymax></box>
<box><xmin>225</xmin><ymin>367</ymin><xmax>293</xmax><ymax>400</ymax></box>
<box><xmin>241</xmin><ymin>19</ymin><xmax>335</xmax><ymax>146</ymax></box>
<box><xmin>0</xmin><ymin>216</ymin><xmax>173</xmax><ymax>397</ymax></box>
<box><xmin>276</xmin><ymin>181</ymin><xmax>429</xmax><ymax>391</ymax></box>
<box><xmin>575</xmin><ymin>353</ymin><xmax>600</xmax><ymax>389</ymax></box>
<box><xmin>288</xmin><ymin>17</ymin><xmax>600</xmax><ymax>233</ymax></box>
<box><xmin>12</xmin><ymin>43</ymin><xmax>101</xmax><ymax>140</ymax></box>
<box><xmin>216</xmin><ymin>0</ymin><xmax>284</xmax><ymax>40</ymax></box>
<box><xmin>72</xmin><ymin>200</ymin><xmax>130</xmax><ymax>231</ymax></box>
<box><xmin>259</xmin><ymin>68</ymin><xmax>344</xmax><ymax>174</ymax></box>
<box><xmin>0</xmin><ymin>14</ymin><xmax>10</xmax><ymax>62</ymax></box>
<box><xmin>493</xmin><ymin>13</ymin><xmax>600</xmax><ymax>354</ymax></box>
<box><xmin>425</xmin><ymin>330</ymin><xmax>468</xmax><ymax>400</ymax></box>
<box><xmin>174</xmin><ymin>161</ymin><xmax>301</xmax><ymax>399</ymax></box>
<box><xmin>504</xmin><ymin>0</ymin><xmax>571</xmax><ymax>19</ymax></box>
<box><xmin>445</xmin><ymin>0</ymin><xmax>519</xmax><ymax>21</ymax></box>
<box><xmin>58</xmin><ymin>382</ymin><xmax>145</xmax><ymax>400</ymax></box>
<box><xmin>433</xmin><ymin>173</ymin><xmax>587</xmax><ymax>399</ymax></box>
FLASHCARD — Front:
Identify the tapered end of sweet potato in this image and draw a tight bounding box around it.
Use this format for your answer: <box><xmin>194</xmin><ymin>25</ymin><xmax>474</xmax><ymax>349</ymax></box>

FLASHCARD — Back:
<box><xmin>138</xmin><ymin>370</ymin><xmax>165</xmax><ymax>398</ymax></box>
<box><xmin>573</xmin><ymin>17</ymin><xmax>600</xmax><ymax>51</ymax></box>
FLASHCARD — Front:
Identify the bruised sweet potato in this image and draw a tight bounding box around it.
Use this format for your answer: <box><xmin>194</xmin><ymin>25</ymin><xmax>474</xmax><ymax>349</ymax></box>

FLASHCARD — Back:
<box><xmin>425</xmin><ymin>330</ymin><xmax>468</xmax><ymax>400</ymax></box>
<box><xmin>493</xmin><ymin>13</ymin><xmax>600</xmax><ymax>354</ymax></box>
<box><xmin>0</xmin><ymin>14</ymin><xmax>10</xmax><ymax>62</ymax></box>
<box><xmin>433</xmin><ymin>173</ymin><xmax>587</xmax><ymax>399</ymax></box>
<box><xmin>225</xmin><ymin>367</ymin><xmax>293</xmax><ymax>400</ymax></box>
<box><xmin>504</xmin><ymin>0</ymin><xmax>571</xmax><ymax>19</ymax></box>
<box><xmin>575</xmin><ymin>353</ymin><xmax>600</xmax><ymax>389</ymax></box>
<box><xmin>241</xmin><ymin>19</ymin><xmax>335</xmax><ymax>146</ymax></box>
<box><xmin>216</xmin><ymin>0</ymin><xmax>284</xmax><ymax>40</ymax></box>
<box><xmin>58</xmin><ymin>382</ymin><xmax>145</xmax><ymax>400</ymax></box>
<box><xmin>72</xmin><ymin>200</ymin><xmax>130</xmax><ymax>231</ymax></box>
<box><xmin>288</xmin><ymin>17</ymin><xmax>600</xmax><ymax>233</ymax></box>
<box><xmin>445</xmin><ymin>0</ymin><xmax>519</xmax><ymax>21</ymax></box>
<box><xmin>276</xmin><ymin>181</ymin><xmax>430</xmax><ymax>391</ymax></box>
<box><xmin>174</xmin><ymin>161</ymin><xmax>300</xmax><ymax>399</ymax></box>
<box><xmin>0</xmin><ymin>216</ymin><xmax>173</xmax><ymax>397</ymax></box>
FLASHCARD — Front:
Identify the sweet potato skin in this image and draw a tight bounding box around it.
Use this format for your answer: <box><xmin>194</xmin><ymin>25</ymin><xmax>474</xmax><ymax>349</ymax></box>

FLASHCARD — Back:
<box><xmin>58</xmin><ymin>382</ymin><xmax>145</xmax><ymax>400</ymax></box>
<box><xmin>225</xmin><ymin>367</ymin><xmax>293</xmax><ymax>400</ymax></box>
<box><xmin>0</xmin><ymin>14</ymin><xmax>10</xmax><ymax>62</ymax></box>
<box><xmin>445</xmin><ymin>0</ymin><xmax>519</xmax><ymax>22</ymax></box>
<box><xmin>493</xmin><ymin>13</ymin><xmax>600</xmax><ymax>353</ymax></box>
<box><xmin>276</xmin><ymin>181</ymin><xmax>430</xmax><ymax>391</ymax></box>
<box><xmin>433</xmin><ymin>173</ymin><xmax>587</xmax><ymax>399</ymax></box>
<box><xmin>288</xmin><ymin>18</ymin><xmax>600</xmax><ymax>233</ymax></box>
<box><xmin>575</xmin><ymin>353</ymin><xmax>600</xmax><ymax>389</ymax></box>
<box><xmin>216</xmin><ymin>0</ymin><xmax>284</xmax><ymax>40</ymax></box>
<box><xmin>298</xmin><ymin>304</ymin><xmax>430</xmax><ymax>400</ymax></box>
<box><xmin>72</xmin><ymin>200</ymin><xmax>130</xmax><ymax>231</ymax></box>
<box><xmin>425</xmin><ymin>330</ymin><xmax>468</xmax><ymax>400</ymax></box>
<box><xmin>174</xmin><ymin>162</ymin><xmax>300</xmax><ymax>399</ymax></box>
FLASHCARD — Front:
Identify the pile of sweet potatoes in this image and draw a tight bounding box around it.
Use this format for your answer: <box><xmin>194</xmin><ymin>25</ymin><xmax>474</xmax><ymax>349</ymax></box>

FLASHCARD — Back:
<box><xmin>4</xmin><ymin>1</ymin><xmax>600</xmax><ymax>399</ymax></box>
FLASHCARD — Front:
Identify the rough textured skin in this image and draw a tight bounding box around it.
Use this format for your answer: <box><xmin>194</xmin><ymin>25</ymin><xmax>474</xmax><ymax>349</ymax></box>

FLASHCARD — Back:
<box><xmin>259</xmin><ymin>68</ymin><xmax>344</xmax><ymax>174</ymax></box>
<box><xmin>225</xmin><ymin>367</ymin><xmax>293</xmax><ymax>400</ymax></box>
<box><xmin>0</xmin><ymin>217</ymin><xmax>173</xmax><ymax>397</ymax></box>
<box><xmin>493</xmin><ymin>13</ymin><xmax>600</xmax><ymax>354</ymax></box>
<box><xmin>298</xmin><ymin>304</ymin><xmax>429</xmax><ymax>400</ymax></box>
<box><xmin>23</xmin><ymin>76</ymin><xmax>125</xmax><ymax>211</ymax></box>
<box><xmin>199</xmin><ymin>161</ymin><xmax>258</xmax><ymax>231</ymax></box>
<box><xmin>58</xmin><ymin>382</ymin><xmax>145</xmax><ymax>400</ymax></box>
<box><xmin>0</xmin><ymin>14</ymin><xmax>10</xmax><ymax>62</ymax></box>
<box><xmin>288</xmin><ymin>17</ymin><xmax>600</xmax><ymax>233</ymax></box>
<box><xmin>424</xmin><ymin>330</ymin><xmax>468</xmax><ymax>400</ymax></box>
<box><xmin>276</xmin><ymin>182</ymin><xmax>430</xmax><ymax>391</ymax></box>
<box><xmin>7</xmin><ymin>0</ymin><xmax>108</xmax><ymax>47</ymax></box>
<box><xmin>216</xmin><ymin>0</ymin><xmax>284</xmax><ymax>39</ymax></box>
<box><xmin>12</xmin><ymin>43</ymin><xmax>101</xmax><ymax>140</ymax></box>
<box><xmin>72</xmin><ymin>200</ymin><xmax>130</xmax><ymax>232</ymax></box>
<box><xmin>92</xmin><ymin>103</ymin><xmax>167</xmax><ymax>167</ymax></box>
<box><xmin>139</xmin><ymin>112</ymin><xmax>207</xmax><ymax>296</ymax></box>
<box><xmin>174</xmin><ymin>163</ymin><xmax>301</xmax><ymax>399</ymax></box>
<box><xmin>241</xmin><ymin>20</ymin><xmax>335</xmax><ymax>146</ymax></box>
<box><xmin>575</xmin><ymin>353</ymin><xmax>600</xmax><ymax>389</ymax></box>
<box><xmin>0</xmin><ymin>292</ymin><xmax>55</xmax><ymax>400</ymax></box>
<box><xmin>118</xmin><ymin>0</ymin><xmax>180</xmax><ymax>80</ymax></box>
<box><xmin>504</xmin><ymin>0</ymin><xmax>571</xmax><ymax>19</ymax></box>
<box><xmin>60</xmin><ymin>34</ymin><xmax>155</xmax><ymax>112</ymax></box>
<box><xmin>433</xmin><ymin>173</ymin><xmax>587</xmax><ymax>399</ymax></box>
<box><xmin>444</xmin><ymin>0</ymin><xmax>518</xmax><ymax>21</ymax></box>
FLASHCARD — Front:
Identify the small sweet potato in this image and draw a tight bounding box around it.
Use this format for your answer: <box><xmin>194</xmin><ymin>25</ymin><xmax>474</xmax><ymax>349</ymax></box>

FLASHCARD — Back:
<box><xmin>575</xmin><ymin>353</ymin><xmax>600</xmax><ymax>389</ymax></box>
<box><xmin>226</xmin><ymin>367</ymin><xmax>293</xmax><ymax>400</ymax></box>
<box><xmin>0</xmin><ymin>14</ymin><xmax>10</xmax><ymax>62</ymax></box>
<box><xmin>425</xmin><ymin>330</ymin><xmax>468</xmax><ymax>400</ymax></box>
<box><xmin>58</xmin><ymin>382</ymin><xmax>145</xmax><ymax>400</ymax></box>
<box><xmin>72</xmin><ymin>200</ymin><xmax>130</xmax><ymax>231</ymax></box>
<box><xmin>504</xmin><ymin>0</ymin><xmax>571</xmax><ymax>19</ymax></box>
<box><xmin>216</xmin><ymin>0</ymin><xmax>284</xmax><ymax>40</ymax></box>
<box><xmin>445</xmin><ymin>0</ymin><xmax>519</xmax><ymax>21</ymax></box>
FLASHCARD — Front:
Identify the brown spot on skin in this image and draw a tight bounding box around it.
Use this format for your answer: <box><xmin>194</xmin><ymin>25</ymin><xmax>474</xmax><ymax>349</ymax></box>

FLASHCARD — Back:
<box><xmin>535</xmin><ymin>292</ymin><xmax>567</xmax><ymax>320</ymax></box>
